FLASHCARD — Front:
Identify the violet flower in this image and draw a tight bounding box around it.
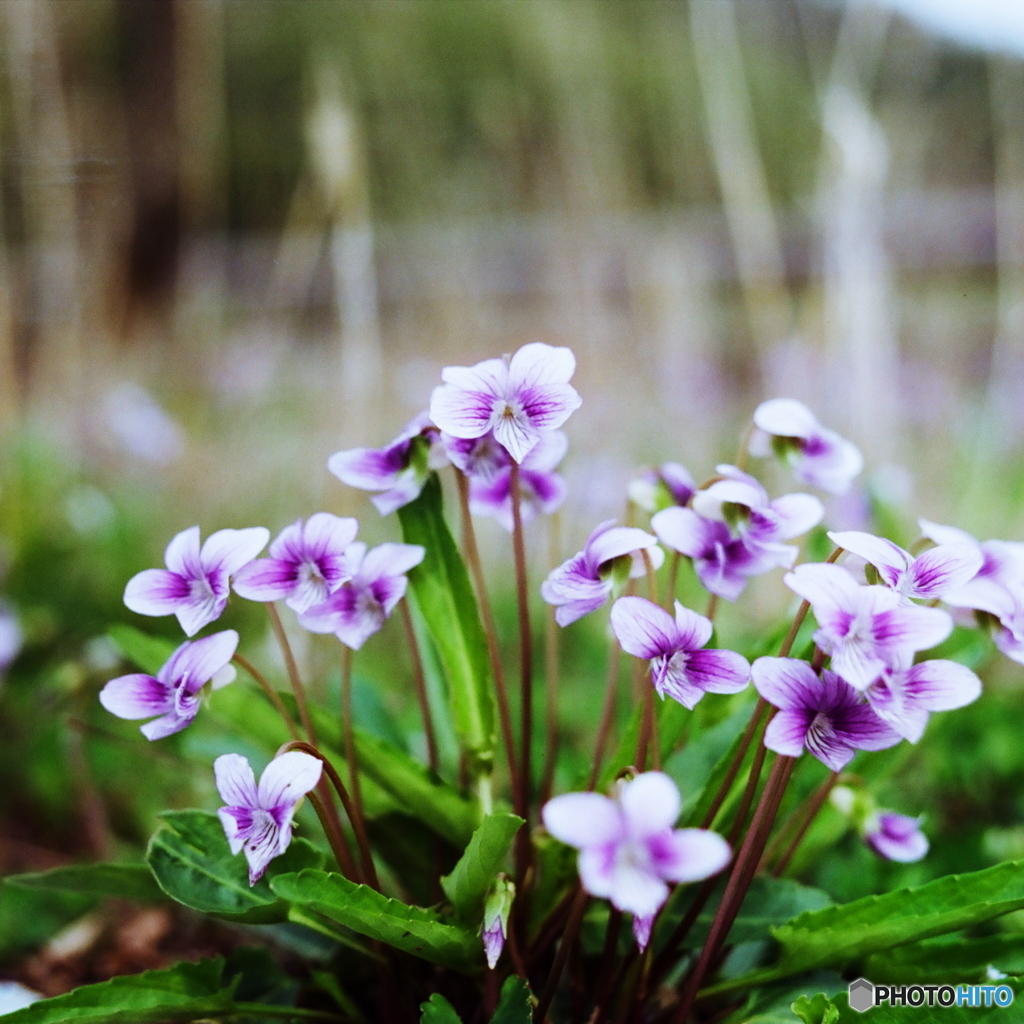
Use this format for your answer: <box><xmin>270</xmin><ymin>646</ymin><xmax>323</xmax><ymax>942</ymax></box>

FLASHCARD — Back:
<box><xmin>100</xmin><ymin>630</ymin><xmax>238</xmax><ymax>740</ymax></box>
<box><xmin>632</xmin><ymin>914</ymin><xmax>654</xmax><ymax>952</ymax></box>
<box><xmin>692</xmin><ymin>464</ymin><xmax>824</xmax><ymax>569</ymax></box>
<box><xmin>328</xmin><ymin>412</ymin><xmax>445</xmax><ymax>516</ymax></box>
<box><xmin>783</xmin><ymin>563</ymin><xmax>953</xmax><ymax>690</ymax></box>
<box><xmin>610</xmin><ymin>596</ymin><xmax>750</xmax><ymax>710</ymax></box>
<box><xmin>541</xmin><ymin>520</ymin><xmax>664</xmax><ymax>627</ymax></box>
<box><xmin>481</xmin><ymin>877</ymin><xmax>515</xmax><ymax>969</ymax></box>
<box><xmin>752</xmin><ymin>657</ymin><xmax>902</xmax><ymax>771</ymax></box>
<box><xmin>749</xmin><ymin>398</ymin><xmax>863</xmax><ymax>495</ymax></box>
<box><xmin>628</xmin><ymin>462</ymin><xmax>696</xmax><ymax>514</ymax></box>
<box><xmin>429</xmin><ymin>342</ymin><xmax>582</xmax><ymax>463</ymax></box>
<box><xmin>232</xmin><ymin>514</ymin><xmax>359</xmax><ymax>614</ymax></box>
<box><xmin>864</xmin><ymin>811</ymin><xmax>929</xmax><ymax>863</ymax></box>
<box><xmin>828</xmin><ymin>529</ymin><xmax>982</xmax><ymax>604</ymax></box>
<box><xmin>0</xmin><ymin>601</ymin><xmax>22</xmax><ymax>675</ymax></box>
<box><xmin>542</xmin><ymin>772</ymin><xmax>731</xmax><ymax>919</ymax></box>
<box><xmin>447</xmin><ymin>429</ymin><xmax>568</xmax><ymax>532</ymax></box>
<box><xmin>215</xmin><ymin>750</ymin><xmax>323</xmax><ymax>884</ymax></box>
<box><xmin>299</xmin><ymin>542</ymin><xmax>425</xmax><ymax>649</ymax></box>
<box><xmin>863</xmin><ymin>659</ymin><xmax>981</xmax><ymax>743</ymax></box>
<box><xmin>124</xmin><ymin>525</ymin><xmax>270</xmax><ymax>636</ymax></box>
<box><xmin>650</xmin><ymin>507</ymin><xmax>758</xmax><ymax>602</ymax></box>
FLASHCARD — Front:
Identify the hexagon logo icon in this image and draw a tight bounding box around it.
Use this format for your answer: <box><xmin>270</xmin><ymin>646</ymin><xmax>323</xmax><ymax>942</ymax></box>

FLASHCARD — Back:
<box><xmin>848</xmin><ymin>978</ymin><xmax>874</xmax><ymax>1013</ymax></box>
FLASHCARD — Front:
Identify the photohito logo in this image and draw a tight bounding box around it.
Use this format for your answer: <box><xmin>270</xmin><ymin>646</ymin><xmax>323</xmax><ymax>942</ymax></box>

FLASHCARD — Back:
<box><xmin>848</xmin><ymin>978</ymin><xmax>1015</xmax><ymax>1012</ymax></box>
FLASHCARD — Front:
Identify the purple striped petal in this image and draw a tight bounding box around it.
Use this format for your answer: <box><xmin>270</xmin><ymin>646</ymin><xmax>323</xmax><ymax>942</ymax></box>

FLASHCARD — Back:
<box><xmin>164</xmin><ymin>526</ymin><xmax>203</xmax><ymax>579</ymax></box>
<box><xmin>655</xmin><ymin>661</ymin><xmax>707</xmax><ymax>709</ymax></box>
<box><xmin>784</xmin><ymin>563</ymin><xmax>863</xmax><ymax>618</ymax></box>
<box><xmin>328</xmin><ymin>445</ymin><xmax>407</xmax><ymax>490</ymax></box>
<box><xmin>160</xmin><ymin>631</ymin><xmax>239</xmax><ymax>692</ymax></box>
<box><xmin>215</xmin><ymin>752</ymin><xmax>259</xmax><ymax>810</ymax></box>
<box><xmin>768</xmin><ymin>493</ymin><xmax>824</xmax><ymax>540</ymax></box>
<box><xmin>370</xmin><ymin>572</ymin><xmax>410</xmax><ymax>618</ymax></box>
<box><xmin>139</xmin><ymin>711</ymin><xmax>195</xmax><ymax>741</ymax></box>
<box><xmin>441</xmin><ymin>357</ymin><xmax>508</xmax><ymax>395</ymax></box>
<box><xmin>201</xmin><ymin>527</ymin><xmax>270</xmax><ymax>577</ymax></box>
<box><xmin>686</xmin><ymin>649</ymin><xmax>750</xmax><ymax>695</ymax></box>
<box><xmin>873</xmin><ymin>604</ymin><xmax>952</xmax><ymax>655</ymax></box>
<box><xmin>257</xmin><ymin>750</ymin><xmax>323</xmax><ymax>811</ymax></box>
<box><xmin>587</xmin><ymin>526</ymin><xmax>659</xmax><ymax>569</ymax></box>
<box><xmin>828</xmin><ymin>531</ymin><xmax>910</xmax><ymax>590</ymax></box>
<box><xmin>491</xmin><ymin>410</ymin><xmax>541</xmax><ymax>463</ymax></box>
<box><xmin>610</xmin><ymin>597</ymin><xmax>679</xmax><ymax>660</ymax></box>
<box><xmin>303</xmin><ymin>514</ymin><xmax>359</xmax><ymax>561</ymax></box>
<box><xmin>371</xmin><ymin>471</ymin><xmax>426</xmax><ymax>516</ymax></box>
<box><xmin>507</xmin><ymin>342</ymin><xmax>576</xmax><ymax>390</ymax></box>
<box><xmin>909</xmin><ymin>544</ymin><xmax>984</xmax><ymax>600</ymax></box>
<box><xmin>802</xmin><ymin>723</ymin><xmax>858</xmax><ymax>772</ymax></box>
<box><xmin>553</xmin><ymin>596</ymin><xmax>608</xmax><ymax>626</ymax></box>
<box><xmin>672</xmin><ymin>602</ymin><xmax>714</xmax><ymax>651</ymax></box>
<box><xmin>175</xmin><ymin>590</ymin><xmax>225</xmax><ymax>638</ymax></box>
<box><xmin>218</xmin><ymin>806</ymin><xmax>254</xmax><ymax>855</ymax></box>
<box><xmin>651</xmin><ymin>507</ymin><xmax>720</xmax><ymax>559</ymax></box>
<box><xmin>751</xmin><ymin>656</ymin><xmax>819</xmax><ymax>711</ymax></box>
<box><xmin>99</xmin><ymin>673</ymin><xmax>171</xmax><ymax>720</ymax></box>
<box><xmin>233</xmin><ymin>558</ymin><xmax>299</xmax><ymax>603</ymax></box>
<box><xmin>764</xmin><ymin>709</ymin><xmax>813</xmax><ymax>758</ymax></box>
<box><xmin>904</xmin><ymin>660</ymin><xmax>981</xmax><ymax>712</ymax></box>
<box><xmin>359</xmin><ymin>542</ymin><xmax>425</xmax><ymax>582</ymax></box>
<box><xmin>430</xmin><ymin>382</ymin><xmax>500</xmax><ymax>439</ymax></box>
<box><xmin>123</xmin><ymin>569</ymin><xmax>190</xmax><ymax>616</ymax></box>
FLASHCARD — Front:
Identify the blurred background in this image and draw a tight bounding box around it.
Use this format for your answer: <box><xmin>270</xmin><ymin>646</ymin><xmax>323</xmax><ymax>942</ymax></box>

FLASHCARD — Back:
<box><xmin>4</xmin><ymin>0</ymin><xmax>1024</xmax><ymax>993</ymax></box>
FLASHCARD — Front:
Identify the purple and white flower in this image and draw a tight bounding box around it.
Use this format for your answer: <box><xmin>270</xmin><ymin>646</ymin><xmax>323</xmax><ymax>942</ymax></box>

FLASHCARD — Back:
<box><xmin>481</xmin><ymin>876</ymin><xmax>515</xmax><ymax>969</ymax></box>
<box><xmin>862</xmin><ymin>659</ymin><xmax>981</xmax><ymax>743</ymax></box>
<box><xmin>864</xmin><ymin>811</ymin><xmax>929</xmax><ymax>863</ymax></box>
<box><xmin>783</xmin><ymin>563</ymin><xmax>953</xmax><ymax>690</ymax></box>
<box><xmin>215</xmin><ymin>750</ymin><xmax>323</xmax><ymax>884</ymax></box>
<box><xmin>429</xmin><ymin>342</ymin><xmax>582</xmax><ymax>463</ymax></box>
<box><xmin>692</xmin><ymin>465</ymin><xmax>824</xmax><ymax>569</ymax></box>
<box><xmin>232</xmin><ymin>514</ymin><xmax>359</xmax><ymax>614</ymax></box>
<box><xmin>541</xmin><ymin>521</ymin><xmax>664</xmax><ymax>627</ymax></box>
<box><xmin>752</xmin><ymin>658</ymin><xmax>902</xmax><ymax>771</ymax></box>
<box><xmin>749</xmin><ymin>398</ymin><xmax>863</xmax><ymax>495</ymax></box>
<box><xmin>99</xmin><ymin>630</ymin><xmax>238</xmax><ymax>740</ymax></box>
<box><xmin>328</xmin><ymin>412</ymin><xmax>445</xmax><ymax>516</ymax></box>
<box><xmin>828</xmin><ymin>530</ymin><xmax>982</xmax><ymax>604</ymax></box>
<box><xmin>447</xmin><ymin>429</ymin><xmax>568</xmax><ymax>532</ymax></box>
<box><xmin>650</xmin><ymin>507</ymin><xmax>759</xmax><ymax>602</ymax></box>
<box><xmin>299</xmin><ymin>542</ymin><xmax>425</xmax><ymax>649</ymax></box>
<box><xmin>610</xmin><ymin>596</ymin><xmax>750</xmax><ymax>710</ymax></box>
<box><xmin>123</xmin><ymin>526</ymin><xmax>269</xmax><ymax>636</ymax></box>
<box><xmin>542</xmin><ymin>772</ymin><xmax>731</xmax><ymax>919</ymax></box>
<box><xmin>628</xmin><ymin>462</ymin><xmax>696</xmax><ymax>514</ymax></box>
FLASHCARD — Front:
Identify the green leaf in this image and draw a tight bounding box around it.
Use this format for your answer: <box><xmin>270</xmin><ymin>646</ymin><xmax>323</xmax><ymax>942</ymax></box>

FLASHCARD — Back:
<box><xmin>791</xmin><ymin>994</ymin><xmax>839</xmax><ymax>1024</ymax></box>
<box><xmin>864</xmin><ymin>931</ymin><xmax>1024</xmax><ymax>982</ymax></box>
<box><xmin>106</xmin><ymin>624</ymin><xmax>176</xmax><ymax>676</ymax></box>
<box><xmin>5</xmin><ymin>863</ymin><xmax>166</xmax><ymax>903</ymax></box>
<box><xmin>398</xmin><ymin>473</ymin><xmax>495</xmax><ymax>775</ymax></box>
<box><xmin>774</xmin><ymin>858</ymin><xmax>1024</xmax><ymax>975</ymax></box>
<box><xmin>420</xmin><ymin>992</ymin><xmax>464</xmax><ymax>1024</ymax></box>
<box><xmin>661</xmin><ymin>876</ymin><xmax>834</xmax><ymax>950</ymax></box>
<box><xmin>442</xmin><ymin>813</ymin><xmax>523</xmax><ymax>922</ymax></box>
<box><xmin>0</xmin><ymin>882</ymin><xmax>93</xmax><ymax>959</ymax></box>
<box><xmin>490</xmin><ymin>976</ymin><xmax>532</xmax><ymax>1024</ymax></box>
<box><xmin>146</xmin><ymin>809</ymin><xmax>324</xmax><ymax>923</ymax></box>
<box><xmin>0</xmin><ymin>957</ymin><xmax>236</xmax><ymax>1023</ymax></box>
<box><xmin>272</xmin><ymin>869</ymin><xmax>480</xmax><ymax>970</ymax></box>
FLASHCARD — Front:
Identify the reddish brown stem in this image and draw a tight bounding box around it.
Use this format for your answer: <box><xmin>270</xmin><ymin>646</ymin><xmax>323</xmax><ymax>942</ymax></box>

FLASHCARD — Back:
<box><xmin>399</xmin><ymin>599</ymin><xmax>438</xmax><ymax>772</ymax></box>
<box><xmin>665</xmin><ymin>551</ymin><xmax>682</xmax><ymax>613</ymax></box>
<box><xmin>699</xmin><ymin>698</ymin><xmax>767</xmax><ymax>829</ymax></box>
<box><xmin>340</xmin><ymin>646</ymin><xmax>379</xmax><ymax>890</ymax></box>
<box><xmin>533</xmin><ymin>887</ymin><xmax>589</xmax><ymax>1023</ymax></box>
<box><xmin>233</xmin><ymin>653</ymin><xmax>301</xmax><ymax>742</ymax></box>
<box><xmin>589</xmin><ymin>636</ymin><xmax>623</xmax><ymax>790</ymax></box>
<box><xmin>767</xmin><ymin>771</ymin><xmax>840</xmax><ymax>877</ymax></box>
<box><xmin>509</xmin><ymin>462</ymin><xmax>533</xmax><ymax>821</ymax></box>
<box><xmin>706</xmin><ymin>592</ymin><xmax>719</xmax><ymax>621</ymax></box>
<box><xmin>542</xmin><ymin>511</ymin><xmax>561</xmax><ymax>804</ymax></box>
<box><xmin>267</xmin><ymin>602</ymin><xmax>316</xmax><ymax>744</ymax></box>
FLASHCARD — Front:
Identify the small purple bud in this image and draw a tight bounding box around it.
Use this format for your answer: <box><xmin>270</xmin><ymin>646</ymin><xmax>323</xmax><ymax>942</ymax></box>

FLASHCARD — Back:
<box><xmin>632</xmin><ymin>914</ymin><xmax>654</xmax><ymax>952</ymax></box>
<box><xmin>864</xmin><ymin>812</ymin><xmax>929</xmax><ymax>863</ymax></box>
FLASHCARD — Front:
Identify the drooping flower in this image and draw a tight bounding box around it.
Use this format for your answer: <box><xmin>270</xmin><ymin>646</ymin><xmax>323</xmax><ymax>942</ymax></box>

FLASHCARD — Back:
<box><xmin>124</xmin><ymin>526</ymin><xmax>270</xmax><ymax>636</ymax></box>
<box><xmin>650</xmin><ymin>507</ymin><xmax>759</xmax><ymax>602</ymax></box>
<box><xmin>783</xmin><ymin>563</ymin><xmax>953</xmax><ymax>690</ymax></box>
<box><xmin>481</xmin><ymin>876</ymin><xmax>515</xmax><ymax>969</ymax></box>
<box><xmin>864</xmin><ymin>811</ymin><xmax>929</xmax><ymax>863</ymax></box>
<box><xmin>827</xmin><ymin>530</ymin><xmax>982</xmax><ymax>604</ymax></box>
<box><xmin>429</xmin><ymin>342</ymin><xmax>582</xmax><ymax>463</ymax></box>
<box><xmin>446</xmin><ymin>430</ymin><xmax>568</xmax><ymax>532</ymax></box>
<box><xmin>751</xmin><ymin>658</ymin><xmax>902</xmax><ymax>771</ymax></box>
<box><xmin>541</xmin><ymin>520</ymin><xmax>664</xmax><ymax>627</ymax></box>
<box><xmin>628</xmin><ymin>462</ymin><xmax>696</xmax><ymax>514</ymax></box>
<box><xmin>542</xmin><ymin>772</ymin><xmax>731</xmax><ymax>918</ymax></box>
<box><xmin>749</xmin><ymin>398</ymin><xmax>863</xmax><ymax>495</ymax></box>
<box><xmin>610</xmin><ymin>596</ymin><xmax>750</xmax><ymax>710</ymax></box>
<box><xmin>215</xmin><ymin>750</ymin><xmax>323</xmax><ymax>884</ymax></box>
<box><xmin>299</xmin><ymin>542</ymin><xmax>425</xmax><ymax>649</ymax></box>
<box><xmin>232</xmin><ymin>514</ymin><xmax>359</xmax><ymax>614</ymax></box>
<box><xmin>863</xmin><ymin>659</ymin><xmax>981</xmax><ymax>743</ymax></box>
<box><xmin>99</xmin><ymin>630</ymin><xmax>238</xmax><ymax>740</ymax></box>
<box><xmin>328</xmin><ymin>412</ymin><xmax>445</xmax><ymax>516</ymax></box>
